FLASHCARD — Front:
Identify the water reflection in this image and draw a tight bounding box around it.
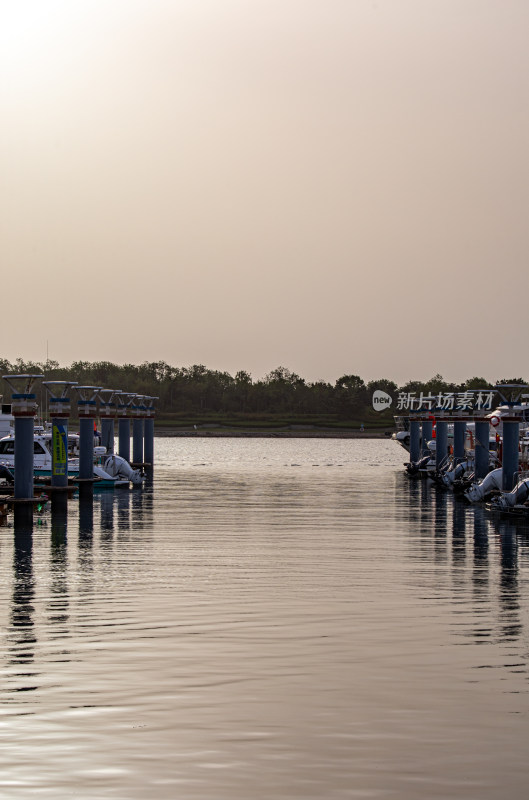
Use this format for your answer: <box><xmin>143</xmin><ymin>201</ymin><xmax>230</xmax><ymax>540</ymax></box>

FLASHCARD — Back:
<box><xmin>9</xmin><ymin>525</ymin><xmax>35</xmax><ymax>668</ymax></box>
<box><xmin>116</xmin><ymin>486</ymin><xmax>131</xmax><ymax>531</ymax></box>
<box><xmin>433</xmin><ymin>485</ymin><xmax>449</xmax><ymax>562</ymax></box>
<box><xmin>451</xmin><ymin>498</ymin><xmax>467</xmax><ymax>565</ymax></box>
<box><xmin>2</xmin><ymin>442</ymin><xmax>529</xmax><ymax>799</ymax></box>
<box><xmin>416</xmin><ymin>477</ymin><xmax>432</xmax><ymax>562</ymax></box>
<box><xmin>79</xmin><ymin>484</ymin><xmax>94</xmax><ymax>537</ymax></box>
<box><xmin>473</xmin><ymin>505</ymin><xmax>490</xmax><ymax>599</ymax></box>
<box><xmin>132</xmin><ymin>474</ymin><xmax>154</xmax><ymax>533</ymax></box>
<box><xmin>78</xmin><ymin>486</ymin><xmax>94</xmax><ymax>596</ymax></box>
<box><xmin>99</xmin><ymin>490</ymin><xmax>114</xmax><ymax>535</ymax></box>
<box><xmin>49</xmin><ymin>494</ymin><xmax>69</xmax><ymax>632</ymax></box>
<box><xmin>131</xmin><ymin>484</ymin><xmax>145</xmax><ymax>533</ymax></box>
<box><xmin>406</xmin><ymin>475</ymin><xmax>527</xmax><ymax>654</ymax></box>
<box><xmin>493</xmin><ymin>517</ymin><xmax>522</xmax><ymax>644</ymax></box>
<box><xmin>7</xmin><ymin>512</ymin><xmax>40</xmax><ymax>706</ymax></box>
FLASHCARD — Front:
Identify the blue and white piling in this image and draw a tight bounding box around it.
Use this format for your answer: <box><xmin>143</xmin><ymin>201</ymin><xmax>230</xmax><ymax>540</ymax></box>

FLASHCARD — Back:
<box><xmin>502</xmin><ymin>416</ymin><xmax>520</xmax><ymax>492</ymax></box>
<box><xmin>494</xmin><ymin>384</ymin><xmax>528</xmax><ymax>492</ymax></box>
<box><xmin>452</xmin><ymin>419</ymin><xmax>467</xmax><ymax>465</ymax></box>
<box><xmin>74</xmin><ymin>386</ymin><xmax>101</xmax><ymax>482</ymax></box>
<box><xmin>473</xmin><ymin>416</ymin><xmax>491</xmax><ymax>481</ymax></box>
<box><xmin>43</xmin><ymin>381</ymin><xmax>77</xmax><ymax>489</ymax></box>
<box><xmin>435</xmin><ymin>414</ymin><xmax>449</xmax><ymax>472</ymax></box>
<box><xmin>2</xmin><ymin>374</ymin><xmax>43</xmax><ymax>501</ymax></box>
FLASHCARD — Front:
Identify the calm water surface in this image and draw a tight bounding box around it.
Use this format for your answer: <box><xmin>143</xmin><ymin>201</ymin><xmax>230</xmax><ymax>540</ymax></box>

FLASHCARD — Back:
<box><xmin>1</xmin><ymin>438</ymin><xmax>529</xmax><ymax>799</ymax></box>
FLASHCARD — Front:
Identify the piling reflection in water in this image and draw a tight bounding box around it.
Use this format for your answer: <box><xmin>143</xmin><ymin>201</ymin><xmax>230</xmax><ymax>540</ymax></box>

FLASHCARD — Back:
<box><xmin>78</xmin><ymin>484</ymin><xmax>94</xmax><ymax>537</ymax></box>
<box><xmin>493</xmin><ymin>516</ymin><xmax>522</xmax><ymax>644</ymax></box>
<box><xmin>9</xmin><ymin>522</ymin><xmax>35</xmax><ymax>669</ymax></box>
<box><xmin>99</xmin><ymin>490</ymin><xmax>114</xmax><ymax>534</ymax></box>
<box><xmin>51</xmin><ymin>494</ymin><xmax>68</xmax><ymax>541</ymax></box>
<box><xmin>433</xmin><ymin>485</ymin><xmax>449</xmax><ymax>562</ymax></box>
<box><xmin>116</xmin><ymin>486</ymin><xmax>131</xmax><ymax>531</ymax></box>
<box><xmin>130</xmin><ymin>485</ymin><xmax>144</xmax><ymax>532</ymax></box>
<box><xmin>78</xmin><ymin>485</ymin><xmax>94</xmax><ymax>599</ymax></box>
<box><xmin>401</xmin><ymin>472</ymin><xmax>529</xmax><ymax>654</ymax></box>
<box><xmin>473</xmin><ymin>504</ymin><xmax>490</xmax><ymax>582</ymax></box>
<box><xmin>50</xmin><ymin>495</ymin><xmax>69</xmax><ymax>632</ymax></box>
<box><xmin>7</xmin><ymin>508</ymin><xmax>40</xmax><ymax>713</ymax></box>
<box><xmin>451</xmin><ymin>497</ymin><xmax>467</xmax><ymax>565</ymax></box>
<box><xmin>132</xmin><ymin>474</ymin><xmax>154</xmax><ymax>533</ymax></box>
<box><xmin>13</xmin><ymin>503</ymin><xmax>33</xmax><ymax>532</ymax></box>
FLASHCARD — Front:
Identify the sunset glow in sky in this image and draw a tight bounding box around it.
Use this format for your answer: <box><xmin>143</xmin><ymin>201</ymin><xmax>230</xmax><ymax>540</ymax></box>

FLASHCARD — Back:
<box><xmin>2</xmin><ymin>1</ymin><xmax>528</xmax><ymax>384</ymax></box>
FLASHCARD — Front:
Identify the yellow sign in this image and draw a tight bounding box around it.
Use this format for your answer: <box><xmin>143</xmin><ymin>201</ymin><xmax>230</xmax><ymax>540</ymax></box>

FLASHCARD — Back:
<box><xmin>52</xmin><ymin>423</ymin><xmax>67</xmax><ymax>476</ymax></box>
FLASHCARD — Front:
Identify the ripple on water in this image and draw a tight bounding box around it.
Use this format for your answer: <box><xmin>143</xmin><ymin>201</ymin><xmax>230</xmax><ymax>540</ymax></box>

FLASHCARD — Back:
<box><xmin>0</xmin><ymin>439</ymin><xmax>528</xmax><ymax>798</ymax></box>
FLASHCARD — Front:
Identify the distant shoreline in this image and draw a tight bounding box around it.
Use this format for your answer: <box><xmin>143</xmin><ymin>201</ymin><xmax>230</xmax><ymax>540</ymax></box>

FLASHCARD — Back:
<box><xmin>154</xmin><ymin>426</ymin><xmax>393</xmax><ymax>439</ymax></box>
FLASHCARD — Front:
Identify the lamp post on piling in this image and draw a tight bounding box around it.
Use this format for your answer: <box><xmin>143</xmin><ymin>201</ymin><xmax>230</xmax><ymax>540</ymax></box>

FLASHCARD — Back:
<box><xmin>2</xmin><ymin>374</ymin><xmax>43</xmax><ymax>501</ymax></box>
<box><xmin>42</xmin><ymin>381</ymin><xmax>78</xmax><ymax>489</ymax></box>
<box><xmin>99</xmin><ymin>389</ymin><xmax>119</xmax><ymax>454</ymax></box>
<box><xmin>73</xmin><ymin>386</ymin><xmax>100</xmax><ymax>482</ymax></box>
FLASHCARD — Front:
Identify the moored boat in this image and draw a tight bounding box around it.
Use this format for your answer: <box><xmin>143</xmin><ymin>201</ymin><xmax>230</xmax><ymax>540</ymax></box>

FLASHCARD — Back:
<box><xmin>0</xmin><ymin>430</ymin><xmax>141</xmax><ymax>487</ymax></box>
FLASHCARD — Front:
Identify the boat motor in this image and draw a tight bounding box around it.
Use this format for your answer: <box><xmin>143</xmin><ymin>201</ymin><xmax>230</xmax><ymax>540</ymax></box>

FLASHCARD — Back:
<box><xmin>489</xmin><ymin>478</ymin><xmax>529</xmax><ymax>511</ymax></box>
<box><xmin>464</xmin><ymin>468</ymin><xmax>503</xmax><ymax>504</ymax></box>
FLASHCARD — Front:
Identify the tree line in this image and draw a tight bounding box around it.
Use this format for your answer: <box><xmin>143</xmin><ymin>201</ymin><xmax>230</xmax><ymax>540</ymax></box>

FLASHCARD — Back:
<box><xmin>0</xmin><ymin>358</ymin><xmax>525</xmax><ymax>425</ymax></box>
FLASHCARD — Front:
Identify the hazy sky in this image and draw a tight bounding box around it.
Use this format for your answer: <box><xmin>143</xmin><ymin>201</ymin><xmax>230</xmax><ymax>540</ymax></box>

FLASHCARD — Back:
<box><xmin>2</xmin><ymin>0</ymin><xmax>528</xmax><ymax>385</ymax></box>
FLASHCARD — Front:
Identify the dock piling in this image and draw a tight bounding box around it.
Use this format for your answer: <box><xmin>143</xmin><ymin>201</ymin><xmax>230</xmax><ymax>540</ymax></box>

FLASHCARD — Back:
<box><xmin>493</xmin><ymin>384</ymin><xmax>528</xmax><ymax>492</ymax></box>
<box><xmin>435</xmin><ymin>417</ymin><xmax>449</xmax><ymax>472</ymax></box>
<box><xmin>73</xmin><ymin>386</ymin><xmax>101</xmax><ymax>481</ymax></box>
<box><xmin>2</xmin><ymin>374</ymin><xmax>43</xmax><ymax>502</ymax></box>
<box><xmin>409</xmin><ymin>415</ymin><xmax>421</xmax><ymax>464</ymax></box>
<box><xmin>502</xmin><ymin>418</ymin><xmax>520</xmax><ymax>492</ymax></box>
<box><xmin>453</xmin><ymin>420</ymin><xmax>467</xmax><ymax>464</ymax></box>
<box><xmin>43</xmin><ymin>381</ymin><xmax>77</xmax><ymax>488</ymax></box>
<box><xmin>474</xmin><ymin>419</ymin><xmax>490</xmax><ymax>480</ymax></box>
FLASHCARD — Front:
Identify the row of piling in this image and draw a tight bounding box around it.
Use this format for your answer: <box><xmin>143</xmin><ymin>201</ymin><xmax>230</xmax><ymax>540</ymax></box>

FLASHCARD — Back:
<box><xmin>408</xmin><ymin>415</ymin><xmax>496</xmax><ymax>480</ymax></box>
<box><xmin>405</xmin><ymin>385</ymin><xmax>525</xmax><ymax>493</ymax></box>
<box><xmin>2</xmin><ymin>374</ymin><xmax>157</xmax><ymax>504</ymax></box>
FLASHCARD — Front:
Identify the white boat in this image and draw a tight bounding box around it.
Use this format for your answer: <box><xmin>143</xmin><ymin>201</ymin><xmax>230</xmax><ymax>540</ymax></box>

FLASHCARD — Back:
<box><xmin>0</xmin><ymin>430</ymin><xmax>142</xmax><ymax>487</ymax></box>
<box><xmin>0</xmin><ymin>397</ymin><xmax>14</xmax><ymax>438</ymax></box>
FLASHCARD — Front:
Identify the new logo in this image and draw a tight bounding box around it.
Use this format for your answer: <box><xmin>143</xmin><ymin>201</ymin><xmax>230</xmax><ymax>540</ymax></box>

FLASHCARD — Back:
<box><xmin>372</xmin><ymin>390</ymin><xmax>392</xmax><ymax>411</ymax></box>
